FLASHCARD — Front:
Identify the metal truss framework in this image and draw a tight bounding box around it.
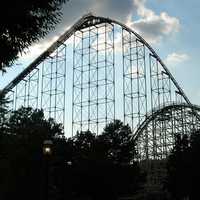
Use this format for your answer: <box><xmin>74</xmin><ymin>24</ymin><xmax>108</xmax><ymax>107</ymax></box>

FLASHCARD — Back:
<box><xmin>72</xmin><ymin>23</ymin><xmax>115</xmax><ymax>135</ymax></box>
<box><xmin>5</xmin><ymin>43</ymin><xmax>66</xmax><ymax>124</ymax></box>
<box><xmin>134</xmin><ymin>103</ymin><xmax>200</xmax><ymax>161</ymax></box>
<box><xmin>122</xmin><ymin>30</ymin><xmax>147</xmax><ymax>133</ymax></box>
<box><xmin>1</xmin><ymin>14</ymin><xmax>200</xmax><ymax>161</ymax></box>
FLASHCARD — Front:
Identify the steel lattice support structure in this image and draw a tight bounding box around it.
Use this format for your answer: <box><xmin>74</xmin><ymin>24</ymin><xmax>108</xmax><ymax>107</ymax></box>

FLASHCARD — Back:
<box><xmin>134</xmin><ymin>103</ymin><xmax>200</xmax><ymax>191</ymax></box>
<box><xmin>134</xmin><ymin>103</ymin><xmax>200</xmax><ymax>161</ymax></box>
<box><xmin>122</xmin><ymin>29</ymin><xmax>147</xmax><ymax>133</ymax></box>
<box><xmin>149</xmin><ymin>54</ymin><xmax>172</xmax><ymax>108</ymax></box>
<box><xmin>4</xmin><ymin>43</ymin><xmax>67</xmax><ymax>127</ymax></box>
<box><xmin>72</xmin><ymin>23</ymin><xmax>115</xmax><ymax>135</ymax></box>
<box><xmin>14</xmin><ymin>68</ymin><xmax>39</xmax><ymax>110</ymax></box>
<box><xmin>41</xmin><ymin>44</ymin><xmax>66</xmax><ymax>123</ymax></box>
<box><xmin>1</xmin><ymin>13</ymin><xmax>200</xmax><ymax>162</ymax></box>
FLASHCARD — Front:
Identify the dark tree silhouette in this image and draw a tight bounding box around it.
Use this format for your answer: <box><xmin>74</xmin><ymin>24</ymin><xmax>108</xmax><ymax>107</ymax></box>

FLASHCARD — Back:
<box><xmin>0</xmin><ymin>110</ymin><xmax>145</xmax><ymax>200</ymax></box>
<box><xmin>0</xmin><ymin>0</ymin><xmax>66</xmax><ymax>71</ymax></box>
<box><xmin>54</xmin><ymin>120</ymin><xmax>145</xmax><ymax>200</ymax></box>
<box><xmin>101</xmin><ymin>119</ymin><xmax>135</xmax><ymax>164</ymax></box>
<box><xmin>166</xmin><ymin>131</ymin><xmax>200</xmax><ymax>200</ymax></box>
<box><xmin>0</xmin><ymin>95</ymin><xmax>9</xmax><ymax>133</ymax></box>
<box><xmin>0</xmin><ymin>107</ymin><xmax>64</xmax><ymax>200</ymax></box>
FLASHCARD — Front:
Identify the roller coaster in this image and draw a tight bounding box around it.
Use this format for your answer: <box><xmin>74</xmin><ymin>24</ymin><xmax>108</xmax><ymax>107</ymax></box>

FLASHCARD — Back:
<box><xmin>1</xmin><ymin>13</ymin><xmax>200</xmax><ymax>161</ymax></box>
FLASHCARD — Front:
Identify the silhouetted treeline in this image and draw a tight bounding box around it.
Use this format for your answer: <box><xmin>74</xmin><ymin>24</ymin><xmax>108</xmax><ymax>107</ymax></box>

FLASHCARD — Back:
<box><xmin>166</xmin><ymin>130</ymin><xmax>200</xmax><ymax>200</ymax></box>
<box><xmin>0</xmin><ymin>107</ymin><xmax>63</xmax><ymax>200</ymax></box>
<box><xmin>0</xmin><ymin>107</ymin><xmax>145</xmax><ymax>200</ymax></box>
<box><xmin>2</xmin><ymin>104</ymin><xmax>200</xmax><ymax>200</ymax></box>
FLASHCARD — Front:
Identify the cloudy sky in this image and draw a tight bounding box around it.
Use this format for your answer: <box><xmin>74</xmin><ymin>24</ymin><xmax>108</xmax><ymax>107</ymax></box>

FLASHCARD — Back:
<box><xmin>1</xmin><ymin>0</ymin><xmax>200</xmax><ymax>104</ymax></box>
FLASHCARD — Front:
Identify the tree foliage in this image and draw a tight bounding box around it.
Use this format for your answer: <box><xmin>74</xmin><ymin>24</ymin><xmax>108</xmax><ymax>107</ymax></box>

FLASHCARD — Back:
<box><xmin>0</xmin><ymin>95</ymin><xmax>10</xmax><ymax>134</ymax></box>
<box><xmin>166</xmin><ymin>131</ymin><xmax>200</xmax><ymax>200</ymax></box>
<box><xmin>0</xmin><ymin>0</ymin><xmax>66</xmax><ymax>71</ymax></box>
<box><xmin>0</xmin><ymin>108</ymin><xmax>145</xmax><ymax>200</ymax></box>
<box><xmin>54</xmin><ymin>120</ymin><xmax>145</xmax><ymax>200</ymax></box>
<box><xmin>0</xmin><ymin>107</ymin><xmax>64</xmax><ymax>200</ymax></box>
<box><xmin>101</xmin><ymin>120</ymin><xmax>135</xmax><ymax>163</ymax></box>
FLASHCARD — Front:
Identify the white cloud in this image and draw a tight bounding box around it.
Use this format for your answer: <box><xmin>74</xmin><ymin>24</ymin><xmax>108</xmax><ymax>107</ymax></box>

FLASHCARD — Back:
<box><xmin>19</xmin><ymin>36</ymin><xmax>59</xmax><ymax>63</ymax></box>
<box><xmin>165</xmin><ymin>52</ymin><xmax>190</xmax><ymax>66</ymax></box>
<box><xmin>18</xmin><ymin>0</ymin><xmax>134</xmax><ymax>62</ymax></box>
<box><xmin>59</xmin><ymin>0</ymin><xmax>180</xmax><ymax>45</ymax></box>
<box><xmin>18</xmin><ymin>0</ymin><xmax>181</xmax><ymax>62</ymax></box>
<box><xmin>128</xmin><ymin>0</ymin><xmax>180</xmax><ymax>44</ymax></box>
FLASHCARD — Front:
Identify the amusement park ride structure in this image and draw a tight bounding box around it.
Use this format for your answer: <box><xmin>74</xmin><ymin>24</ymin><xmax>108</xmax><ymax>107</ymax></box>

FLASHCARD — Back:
<box><xmin>1</xmin><ymin>13</ymin><xmax>200</xmax><ymax>161</ymax></box>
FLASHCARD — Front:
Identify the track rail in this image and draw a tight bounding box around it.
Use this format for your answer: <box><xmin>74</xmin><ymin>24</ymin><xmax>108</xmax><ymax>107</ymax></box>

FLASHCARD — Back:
<box><xmin>133</xmin><ymin>102</ymin><xmax>200</xmax><ymax>142</ymax></box>
<box><xmin>1</xmin><ymin>13</ymin><xmax>191</xmax><ymax>105</ymax></box>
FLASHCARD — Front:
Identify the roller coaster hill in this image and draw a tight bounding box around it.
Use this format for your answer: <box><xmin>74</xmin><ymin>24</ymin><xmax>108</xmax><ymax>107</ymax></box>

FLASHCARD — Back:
<box><xmin>1</xmin><ymin>13</ymin><xmax>200</xmax><ymax>165</ymax></box>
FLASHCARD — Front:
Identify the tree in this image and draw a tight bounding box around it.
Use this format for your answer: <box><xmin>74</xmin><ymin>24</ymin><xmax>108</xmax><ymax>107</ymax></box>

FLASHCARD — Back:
<box><xmin>0</xmin><ymin>112</ymin><xmax>145</xmax><ymax>200</ymax></box>
<box><xmin>0</xmin><ymin>94</ymin><xmax>9</xmax><ymax>133</ymax></box>
<box><xmin>54</xmin><ymin>120</ymin><xmax>145</xmax><ymax>200</ymax></box>
<box><xmin>0</xmin><ymin>0</ymin><xmax>66</xmax><ymax>71</ymax></box>
<box><xmin>100</xmin><ymin>119</ymin><xmax>136</xmax><ymax>164</ymax></box>
<box><xmin>0</xmin><ymin>107</ymin><xmax>64</xmax><ymax>200</ymax></box>
<box><xmin>166</xmin><ymin>131</ymin><xmax>200</xmax><ymax>200</ymax></box>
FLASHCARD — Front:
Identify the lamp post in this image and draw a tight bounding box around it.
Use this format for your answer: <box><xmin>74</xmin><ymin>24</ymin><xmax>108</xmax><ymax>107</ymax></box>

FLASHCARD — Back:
<box><xmin>43</xmin><ymin>139</ymin><xmax>53</xmax><ymax>200</ymax></box>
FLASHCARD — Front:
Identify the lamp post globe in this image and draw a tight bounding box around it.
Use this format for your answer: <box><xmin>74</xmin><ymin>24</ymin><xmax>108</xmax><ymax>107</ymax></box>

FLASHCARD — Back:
<box><xmin>43</xmin><ymin>139</ymin><xmax>53</xmax><ymax>200</ymax></box>
<box><xmin>43</xmin><ymin>139</ymin><xmax>53</xmax><ymax>156</ymax></box>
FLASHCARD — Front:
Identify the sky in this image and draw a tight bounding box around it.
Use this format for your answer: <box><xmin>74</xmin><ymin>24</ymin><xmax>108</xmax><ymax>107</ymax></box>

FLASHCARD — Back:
<box><xmin>1</xmin><ymin>0</ymin><xmax>200</xmax><ymax>105</ymax></box>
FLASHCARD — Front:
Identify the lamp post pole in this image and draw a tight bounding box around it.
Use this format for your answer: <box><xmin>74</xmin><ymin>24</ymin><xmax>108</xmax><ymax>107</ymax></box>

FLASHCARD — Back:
<box><xmin>43</xmin><ymin>139</ymin><xmax>53</xmax><ymax>200</ymax></box>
